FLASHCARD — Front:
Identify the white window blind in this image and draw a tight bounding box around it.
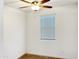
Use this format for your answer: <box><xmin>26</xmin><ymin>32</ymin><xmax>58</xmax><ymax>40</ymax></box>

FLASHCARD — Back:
<box><xmin>40</xmin><ymin>15</ymin><xmax>55</xmax><ymax>40</ymax></box>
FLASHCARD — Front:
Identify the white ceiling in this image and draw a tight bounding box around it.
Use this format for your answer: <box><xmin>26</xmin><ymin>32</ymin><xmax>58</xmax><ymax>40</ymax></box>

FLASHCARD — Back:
<box><xmin>4</xmin><ymin>0</ymin><xmax>77</xmax><ymax>12</ymax></box>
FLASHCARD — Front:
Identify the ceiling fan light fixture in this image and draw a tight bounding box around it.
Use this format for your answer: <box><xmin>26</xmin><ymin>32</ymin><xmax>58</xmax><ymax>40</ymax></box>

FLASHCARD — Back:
<box><xmin>31</xmin><ymin>6</ymin><xmax>40</xmax><ymax>11</ymax></box>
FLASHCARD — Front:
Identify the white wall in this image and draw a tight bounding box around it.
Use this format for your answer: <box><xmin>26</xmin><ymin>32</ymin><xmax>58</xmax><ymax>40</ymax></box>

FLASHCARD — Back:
<box><xmin>26</xmin><ymin>4</ymin><xmax>77</xmax><ymax>59</ymax></box>
<box><xmin>56</xmin><ymin>5</ymin><xmax>78</xmax><ymax>59</ymax></box>
<box><xmin>3</xmin><ymin>6</ymin><xmax>27</xmax><ymax>59</ymax></box>
<box><xmin>0</xmin><ymin>0</ymin><xmax>6</xmax><ymax>59</ymax></box>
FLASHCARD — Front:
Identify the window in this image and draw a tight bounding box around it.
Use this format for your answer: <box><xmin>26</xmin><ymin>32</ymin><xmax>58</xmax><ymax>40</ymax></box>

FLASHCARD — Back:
<box><xmin>40</xmin><ymin>15</ymin><xmax>55</xmax><ymax>40</ymax></box>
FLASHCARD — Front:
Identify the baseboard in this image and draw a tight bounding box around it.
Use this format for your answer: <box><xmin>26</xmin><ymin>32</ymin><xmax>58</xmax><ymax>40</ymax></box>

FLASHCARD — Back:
<box><xmin>17</xmin><ymin>52</ymin><xmax>26</xmax><ymax>59</ymax></box>
<box><xmin>18</xmin><ymin>53</ymin><xmax>64</xmax><ymax>59</ymax></box>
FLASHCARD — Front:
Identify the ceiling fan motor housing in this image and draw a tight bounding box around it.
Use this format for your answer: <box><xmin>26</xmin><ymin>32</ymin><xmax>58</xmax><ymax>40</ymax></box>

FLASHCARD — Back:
<box><xmin>32</xmin><ymin>1</ymin><xmax>38</xmax><ymax>4</ymax></box>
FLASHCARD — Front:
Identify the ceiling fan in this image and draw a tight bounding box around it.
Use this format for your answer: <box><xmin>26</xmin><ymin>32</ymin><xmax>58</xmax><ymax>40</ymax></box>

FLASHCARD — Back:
<box><xmin>20</xmin><ymin>0</ymin><xmax>52</xmax><ymax>11</ymax></box>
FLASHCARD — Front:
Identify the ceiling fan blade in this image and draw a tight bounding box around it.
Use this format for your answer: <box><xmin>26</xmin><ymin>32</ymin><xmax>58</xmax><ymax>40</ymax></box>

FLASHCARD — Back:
<box><xmin>43</xmin><ymin>6</ymin><xmax>52</xmax><ymax>8</ymax></box>
<box><xmin>41</xmin><ymin>0</ymin><xmax>50</xmax><ymax>4</ymax></box>
<box><xmin>20</xmin><ymin>6</ymin><xmax>29</xmax><ymax>8</ymax></box>
<box><xmin>20</xmin><ymin>0</ymin><xmax>32</xmax><ymax>4</ymax></box>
